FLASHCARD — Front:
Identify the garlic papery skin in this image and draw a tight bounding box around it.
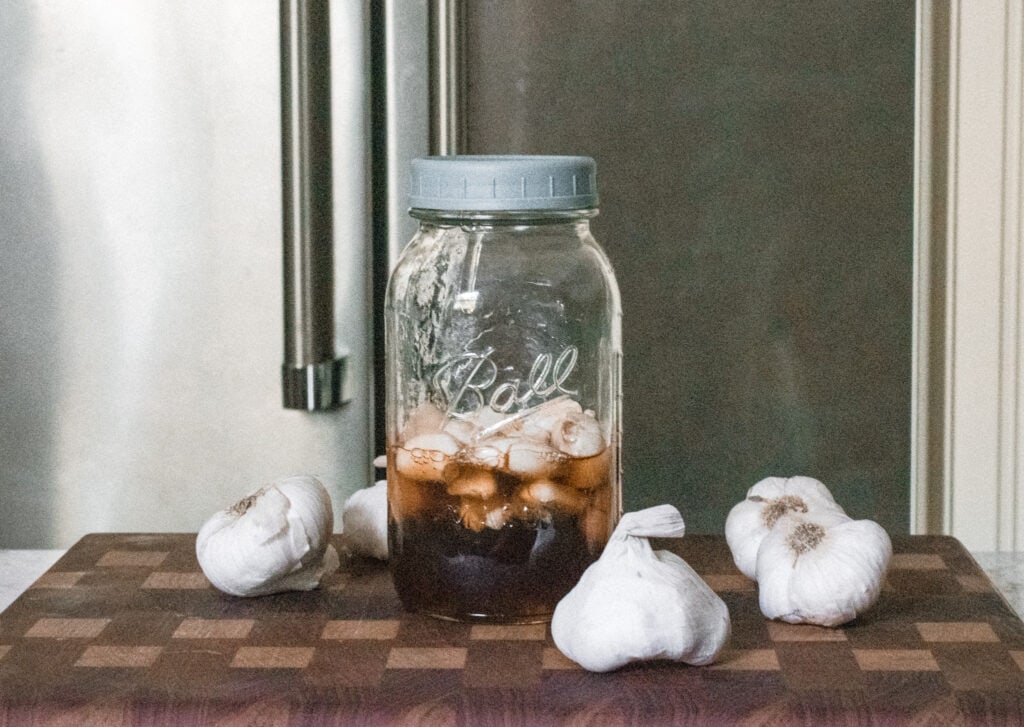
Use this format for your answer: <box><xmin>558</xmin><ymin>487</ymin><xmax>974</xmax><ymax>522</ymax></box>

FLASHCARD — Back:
<box><xmin>340</xmin><ymin>480</ymin><xmax>388</xmax><ymax>560</ymax></box>
<box><xmin>551</xmin><ymin>504</ymin><xmax>730</xmax><ymax>672</ymax></box>
<box><xmin>755</xmin><ymin>511</ymin><xmax>892</xmax><ymax>627</ymax></box>
<box><xmin>196</xmin><ymin>475</ymin><xmax>339</xmax><ymax>597</ymax></box>
<box><xmin>725</xmin><ymin>476</ymin><xmax>847</xmax><ymax>580</ymax></box>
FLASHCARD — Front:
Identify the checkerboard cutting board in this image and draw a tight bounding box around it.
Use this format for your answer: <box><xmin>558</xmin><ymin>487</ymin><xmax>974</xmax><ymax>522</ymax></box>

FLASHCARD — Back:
<box><xmin>2</xmin><ymin>534</ymin><xmax>1023</xmax><ymax>725</ymax></box>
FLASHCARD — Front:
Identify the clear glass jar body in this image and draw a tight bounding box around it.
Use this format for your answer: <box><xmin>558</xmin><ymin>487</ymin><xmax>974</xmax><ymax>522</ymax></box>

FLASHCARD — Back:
<box><xmin>384</xmin><ymin>209</ymin><xmax>622</xmax><ymax>623</ymax></box>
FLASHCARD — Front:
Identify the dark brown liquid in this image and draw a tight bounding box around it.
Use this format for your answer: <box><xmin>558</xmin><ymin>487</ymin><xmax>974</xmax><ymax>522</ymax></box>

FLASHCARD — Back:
<box><xmin>388</xmin><ymin>511</ymin><xmax>594</xmax><ymax>622</ymax></box>
<box><xmin>387</xmin><ymin>445</ymin><xmax>612</xmax><ymax>622</ymax></box>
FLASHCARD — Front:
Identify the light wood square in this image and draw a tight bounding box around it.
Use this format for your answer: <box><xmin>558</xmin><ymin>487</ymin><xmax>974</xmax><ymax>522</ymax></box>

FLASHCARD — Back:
<box><xmin>853</xmin><ymin>649</ymin><xmax>941</xmax><ymax>671</ymax></box>
<box><xmin>768</xmin><ymin>621</ymin><xmax>848</xmax><ymax>642</ymax></box>
<box><xmin>231</xmin><ymin>646</ymin><xmax>315</xmax><ymax>669</ymax></box>
<box><xmin>386</xmin><ymin>647</ymin><xmax>467</xmax><ymax>669</ymax></box>
<box><xmin>891</xmin><ymin>553</ymin><xmax>946</xmax><ymax>570</ymax></box>
<box><xmin>142</xmin><ymin>572</ymin><xmax>211</xmax><ymax>589</ymax></box>
<box><xmin>955</xmin><ymin>574</ymin><xmax>993</xmax><ymax>593</ymax></box>
<box><xmin>916</xmin><ymin>622</ymin><xmax>999</xmax><ymax>642</ymax></box>
<box><xmin>96</xmin><ymin>550</ymin><xmax>168</xmax><ymax>568</ymax></box>
<box><xmin>76</xmin><ymin>645</ymin><xmax>162</xmax><ymax>668</ymax></box>
<box><xmin>321</xmin><ymin>620</ymin><xmax>400</xmax><ymax>640</ymax></box>
<box><xmin>30</xmin><ymin>572</ymin><xmax>86</xmax><ymax>589</ymax></box>
<box><xmin>173</xmin><ymin>618</ymin><xmax>254</xmax><ymax>639</ymax></box>
<box><xmin>24</xmin><ymin>618</ymin><xmax>110</xmax><ymax>639</ymax></box>
<box><xmin>470</xmin><ymin>624</ymin><xmax>547</xmax><ymax>641</ymax></box>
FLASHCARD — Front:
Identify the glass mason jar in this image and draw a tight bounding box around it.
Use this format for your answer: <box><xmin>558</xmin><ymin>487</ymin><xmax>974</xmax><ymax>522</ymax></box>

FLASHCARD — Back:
<box><xmin>384</xmin><ymin>155</ymin><xmax>622</xmax><ymax>623</ymax></box>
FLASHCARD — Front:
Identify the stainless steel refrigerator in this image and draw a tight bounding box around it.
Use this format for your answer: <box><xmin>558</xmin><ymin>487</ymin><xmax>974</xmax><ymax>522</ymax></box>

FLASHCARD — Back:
<box><xmin>1</xmin><ymin>1</ymin><xmax>380</xmax><ymax>547</ymax></box>
<box><xmin>0</xmin><ymin>1</ymin><xmax>914</xmax><ymax>548</ymax></box>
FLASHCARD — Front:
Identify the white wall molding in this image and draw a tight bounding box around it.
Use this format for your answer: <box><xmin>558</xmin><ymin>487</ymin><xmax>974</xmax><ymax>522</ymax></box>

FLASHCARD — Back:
<box><xmin>914</xmin><ymin>0</ymin><xmax>1024</xmax><ymax>550</ymax></box>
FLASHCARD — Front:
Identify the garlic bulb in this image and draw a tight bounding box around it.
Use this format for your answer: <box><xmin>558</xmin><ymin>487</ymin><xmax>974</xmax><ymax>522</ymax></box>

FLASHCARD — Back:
<box><xmin>513</xmin><ymin>396</ymin><xmax>583</xmax><ymax>441</ymax></box>
<box><xmin>196</xmin><ymin>475</ymin><xmax>339</xmax><ymax>597</ymax></box>
<box><xmin>725</xmin><ymin>476</ymin><xmax>846</xmax><ymax>579</ymax></box>
<box><xmin>756</xmin><ymin>510</ymin><xmax>892</xmax><ymax>627</ymax></box>
<box><xmin>551</xmin><ymin>410</ymin><xmax>605</xmax><ymax>458</ymax></box>
<box><xmin>394</xmin><ymin>432</ymin><xmax>460</xmax><ymax>481</ymax></box>
<box><xmin>551</xmin><ymin>504</ymin><xmax>731</xmax><ymax>672</ymax></box>
<box><xmin>340</xmin><ymin>480</ymin><xmax>388</xmax><ymax>561</ymax></box>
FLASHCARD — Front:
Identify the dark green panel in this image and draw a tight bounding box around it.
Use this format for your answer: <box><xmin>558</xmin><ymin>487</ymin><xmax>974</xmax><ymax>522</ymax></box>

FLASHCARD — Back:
<box><xmin>464</xmin><ymin>1</ymin><xmax>915</xmax><ymax>534</ymax></box>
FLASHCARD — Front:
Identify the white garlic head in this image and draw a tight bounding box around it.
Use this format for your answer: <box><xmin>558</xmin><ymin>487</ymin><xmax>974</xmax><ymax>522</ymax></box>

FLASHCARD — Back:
<box><xmin>196</xmin><ymin>475</ymin><xmax>339</xmax><ymax>597</ymax></box>
<box><xmin>551</xmin><ymin>410</ymin><xmax>605</xmax><ymax>458</ymax></box>
<box><xmin>725</xmin><ymin>476</ymin><xmax>846</xmax><ymax>579</ymax></box>
<box><xmin>340</xmin><ymin>480</ymin><xmax>388</xmax><ymax>561</ymax></box>
<box><xmin>508</xmin><ymin>396</ymin><xmax>584</xmax><ymax>442</ymax></box>
<box><xmin>394</xmin><ymin>432</ymin><xmax>460</xmax><ymax>481</ymax></box>
<box><xmin>756</xmin><ymin>510</ymin><xmax>892</xmax><ymax>627</ymax></box>
<box><xmin>551</xmin><ymin>504</ymin><xmax>731</xmax><ymax>672</ymax></box>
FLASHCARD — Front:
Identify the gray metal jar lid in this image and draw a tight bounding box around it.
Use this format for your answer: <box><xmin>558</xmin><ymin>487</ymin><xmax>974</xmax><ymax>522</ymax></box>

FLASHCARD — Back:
<box><xmin>409</xmin><ymin>155</ymin><xmax>598</xmax><ymax>212</ymax></box>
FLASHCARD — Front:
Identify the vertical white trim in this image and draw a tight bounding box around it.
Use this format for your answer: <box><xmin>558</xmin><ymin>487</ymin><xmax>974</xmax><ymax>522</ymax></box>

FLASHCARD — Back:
<box><xmin>940</xmin><ymin>6</ymin><xmax>955</xmax><ymax>538</ymax></box>
<box><xmin>1008</xmin><ymin>0</ymin><xmax>1024</xmax><ymax>550</ymax></box>
<box><xmin>943</xmin><ymin>1</ymin><xmax>959</xmax><ymax>540</ymax></box>
<box><xmin>998</xmin><ymin>0</ymin><xmax>1020</xmax><ymax>550</ymax></box>
<box><xmin>911</xmin><ymin>0</ymin><xmax>928</xmax><ymax>534</ymax></box>
<box><xmin>997</xmin><ymin>3</ymin><xmax>1017</xmax><ymax>550</ymax></box>
<box><xmin>932</xmin><ymin>0</ymin><xmax>1024</xmax><ymax>551</ymax></box>
<box><xmin>950</xmin><ymin>0</ymin><xmax>1003</xmax><ymax>550</ymax></box>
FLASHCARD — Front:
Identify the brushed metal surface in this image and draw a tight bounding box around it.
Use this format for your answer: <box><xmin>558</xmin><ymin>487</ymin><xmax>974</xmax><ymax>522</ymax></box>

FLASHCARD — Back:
<box><xmin>428</xmin><ymin>0</ymin><xmax>465</xmax><ymax>155</ymax></box>
<box><xmin>370</xmin><ymin>0</ymin><xmax>431</xmax><ymax>450</ymax></box>
<box><xmin>280</xmin><ymin>0</ymin><xmax>349</xmax><ymax>410</ymax></box>
<box><xmin>0</xmin><ymin>0</ymin><xmax>372</xmax><ymax>547</ymax></box>
<box><xmin>379</xmin><ymin>0</ymin><xmax>430</xmax><ymax>267</ymax></box>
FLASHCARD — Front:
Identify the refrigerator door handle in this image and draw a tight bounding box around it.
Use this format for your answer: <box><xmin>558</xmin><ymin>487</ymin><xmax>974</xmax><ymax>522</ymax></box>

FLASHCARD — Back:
<box><xmin>428</xmin><ymin>0</ymin><xmax>466</xmax><ymax>155</ymax></box>
<box><xmin>280</xmin><ymin>0</ymin><xmax>349</xmax><ymax>410</ymax></box>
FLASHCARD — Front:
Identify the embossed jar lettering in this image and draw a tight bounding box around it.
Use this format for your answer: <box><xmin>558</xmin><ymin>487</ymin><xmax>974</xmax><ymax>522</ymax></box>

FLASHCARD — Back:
<box><xmin>434</xmin><ymin>346</ymin><xmax>579</xmax><ymax>417</ymax></box>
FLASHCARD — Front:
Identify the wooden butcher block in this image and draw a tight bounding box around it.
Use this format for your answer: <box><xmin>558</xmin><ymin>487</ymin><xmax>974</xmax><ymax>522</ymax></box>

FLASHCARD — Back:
<box><xmin>2</xmin><ymin>533</ymin><xmax>1024</xmax><ymax>725</ymax></box>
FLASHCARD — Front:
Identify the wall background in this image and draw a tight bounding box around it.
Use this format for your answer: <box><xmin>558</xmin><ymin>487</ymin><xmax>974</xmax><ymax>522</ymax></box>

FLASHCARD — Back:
<box><xmin>462</xmin><ymin>0</ymin><xmax>916</xmax><ymax>534</ymax></box>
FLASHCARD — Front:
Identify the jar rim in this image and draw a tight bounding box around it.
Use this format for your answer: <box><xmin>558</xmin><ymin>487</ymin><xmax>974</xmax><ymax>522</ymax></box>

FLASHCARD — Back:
<box><xmin>409</xmin><ymin>155</ymin><xmax>598</xmax><ymax>212</ymax></box>
<box><xmin>408</xmin><ymin>208</ymin><xmax>598</xmax><ymax>224</ymax></box>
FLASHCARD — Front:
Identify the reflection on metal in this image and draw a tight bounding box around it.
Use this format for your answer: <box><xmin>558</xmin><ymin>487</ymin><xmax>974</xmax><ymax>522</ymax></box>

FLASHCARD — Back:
<box><xmin>379</xmin><ymin>1</ymin><xmax>430</xmax><ymax>266</ymax></box>
<box><xmin>911</xmin><ymin>0</ymin><xmax>952</xmax><ymax>536</ymax></box>
<box><xmin>280</xmin><ymin>0</ymin><xmax>348</xmax><ymax>409</ymax></box>
<box><xmin>0</xmin><ymin>1</ymin><xmax>373</xmax><ymax>547</ymax></box>
<box><xmin>428</xmin><ymin>0</ymin><xmax>465</xmax><ymax>155</ymax></box>
<box><xmin>372</xmin><ymin>1</ymin><xmax>431</xmax><ymax>451</ymax></box>
<box><xmin>282</xmin><ymin>358</ymin><xmax>350</xmax><ymax>412</ymax></box>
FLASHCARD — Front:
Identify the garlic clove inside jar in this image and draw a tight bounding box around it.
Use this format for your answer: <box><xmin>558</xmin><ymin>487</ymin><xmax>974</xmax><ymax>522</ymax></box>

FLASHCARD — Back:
<box><xmin>552</xmin><ymin>411</ymin><xmax>605</xmax><ymax>458</ymax></box>
<box><xmin>511</xmin><ymin>396</ymin><xmax>584</xmax><ymax>441</ymax></box>
<box><xmin>505</xmin><ymin>441</ymin><xmax>567</xmax><ymax>480</ymax></box>
<box><xmin>394</xmin><ymin>432</ymin><xmax>460</xmax><ymax>481</ymax></box>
